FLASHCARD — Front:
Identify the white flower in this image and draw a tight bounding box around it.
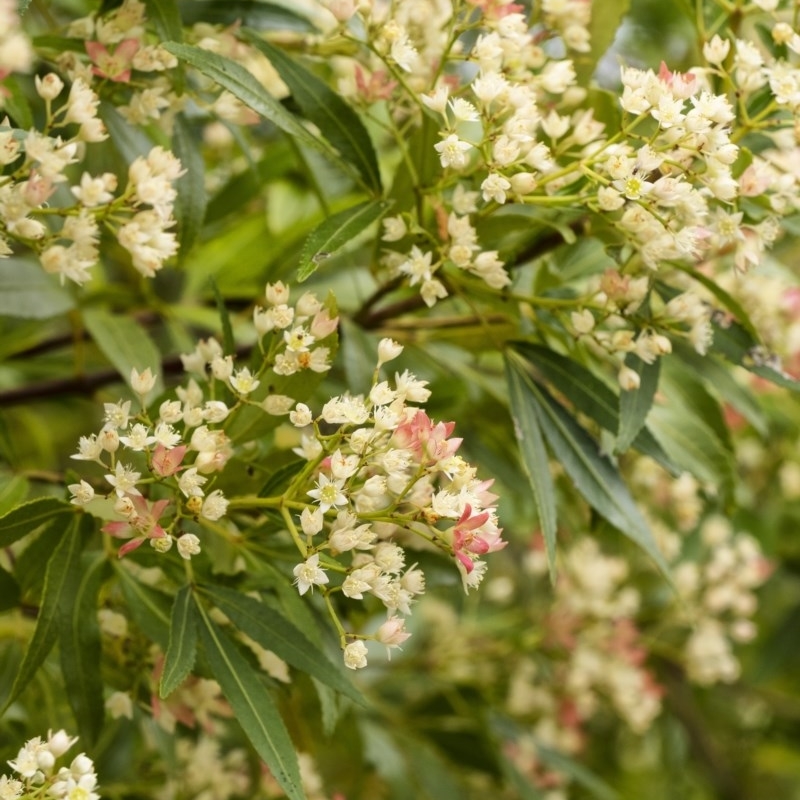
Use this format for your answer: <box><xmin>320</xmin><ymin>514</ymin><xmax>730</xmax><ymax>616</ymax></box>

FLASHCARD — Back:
<box><xmin>307</xmin><ymin>474</ymin><xmax>348</xmax><ymax>513</ymax></box>
<box><xmin>105</xmin><ymin>691</ymin><xmax>134</xmax><ymax>719</ymax></box>
<box><xmin>290</xmin><ymin>403</ymin><xmax>313</xmax><ymax>427</ymax></box>
<box><xmin>177</xmin><ymin>533</ymin><xmax>201</xmax><ymax>560</ymax></box>
<box><xmin>201</xmin><ymin>490</ymin><xmax>229</xmax><ymax>521</ymax></box>
<box><xmin>178</xmin><ymin>467</ymin><xmax>207</xmax><ymax>497</ymax></box>
<box><xmin>293</xmin><ymin>553</ymin><xmax>329</xmax><ymax>595</ymax></box>
<box><xmin>229</xmin><ymin>367</ymin><xmax>260</xmax><ymax>395</ymax></box>
<box><xmin>68</xmin><ymin>480</ymin><xmax>95</xmax><ymax>506</ymax></box>
<box><xmin>481</xmin><ymin>173</ymin><xmax>511</xmax><ymax>204</ymax></box>
<box><xmin>105</xmin><ymin>462</ymin><xmax>141</xmax><ymax>496</ymax></box>
<box><xmin>381</xmin><ymin>216</ymin><xmax>407</xmax><ymax>242</ymax></box>
<box><xmin>433</xmin><ymin>134</ymin><xmax>473</xmax><ymax>170</ymax></box>
<box><xmin>343</xmin><ymin>640</ymin><xmax>368</xmax><ymax>669</ymax></box>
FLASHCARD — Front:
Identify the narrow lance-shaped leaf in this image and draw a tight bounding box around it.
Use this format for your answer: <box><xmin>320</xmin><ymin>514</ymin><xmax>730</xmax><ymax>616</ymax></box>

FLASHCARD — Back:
<box><xmin>0</xmin><ymin>496</ymin><xmax>70</xmax><ymax>548</ymax></box>
<box><xmin>3</xmin><ymin>514</ymin><xmax>88</xmax><ymax>712</ymax></box>
<box><xmin>195</xmin><ymin>598</ymin><xmax>305</xmax><ymax>800</ymax></box>
<box><xmin>505</xmin><ymin>355</ymin><xmax>558</xmax><ymax>583</ymax></box>
<box><xmin>616</xmin><ymin>354</ymin><xmax>660</xmax><ymax>454</ymax></box>
<box><xmin>198</xmin><ymin>583</ymin><xmax>362</xmax><ymax>704</ymax></box>
<box><xmin>164</xmin><ymin>43</ymin><xmax>353</xmax><ymax>184</ymax></box>
<box><xmin>242</xmin><ymin>31</ymin><xmax>382</xmax><ymax>194</ymax></box>
<box><xmin>160</xmin><ymin>584</ymin><xmax>198</xmax><ymax>698</ymax></box>
<box><xmin>512</xmin><ymin>342</ymin><xmax>677</xmax><ymax>474</ymax></box>
<box><xmin>512</xmin><ymin>357</ymin><xmax>669</xmax><ymax>578</ymax></box>
<box><xmin>59</xmin><ymin>544</ymin><xmax>108</xmax><ymax>744</ymax></box>
<box><xmin>172</xmin><ymin>114</ymin><xmax>207</xmax><ymax>259</ymax></box>
<box><xmin>114</xmin><ymin>563</ymin><xmax>171</xmax><ymax>649</ymax></box>
<box><xmin>298</xmin><ymin>200</ymin><xmax>392</xmax><ymax>282</ymax></box>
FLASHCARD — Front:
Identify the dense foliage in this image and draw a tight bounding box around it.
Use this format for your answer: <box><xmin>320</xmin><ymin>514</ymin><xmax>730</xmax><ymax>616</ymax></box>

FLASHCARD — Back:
<box><xmin>1</xmin><ymin>0</ymin><xmax>800</xmax><ymax>798</ymax></box>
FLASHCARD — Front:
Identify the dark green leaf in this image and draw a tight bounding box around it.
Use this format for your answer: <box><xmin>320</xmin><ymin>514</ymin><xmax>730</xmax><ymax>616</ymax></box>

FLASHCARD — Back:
<box><xmin>144</xmin><ymin>0</ymin><xmax>183</xmax><ymax>43</ymax></box>
<box><xmin>60</xmin><ymin>545</ymin><xmax>108</xmax><ymax>744</ymax></box>
<box><xmin>179</xmin><ymin>1</ymin><xmax>315</xmax><ymax>31</ymax></box>
<box><xmin>509</xmin><ymin>353</ymin><xmax>669</xmax><ymax>577</ymax></box>
<box><xmin>196</xmin><ymin>601</ymin><xmax>305</xmax><ymax>800</ymax></box>
<box><xmin>1</xmin><ymin>76</ymin><xmax>33</xmax><ymax>129</ymax></box>
<box><xmin>506</xmin><ymin>356</ymin><xmax>558</xmax><ymax>582</ymax></box>
<box><xmin>616</xmin><ymin>354</ymin><xmax>659</xmax><ymax>454</ymax></box>
<box><xmin>674</xmin><ymin>265</ymin><xmax>759</xmax><ymax>339</ymax></box>
<box><xmin>259</xmin><ymin>460</ymin><xmax>306</xmax><ymax>497</ymax></box>
<box><xmin>164</xmin><ymin>43</ymin><xmax>348</xmax><ymax>179</ymax></box>
<box><xmin>0</xmin><ymin>496</ymin><xmax>70</xmax><ymax>548</ymax></box>
<box><xmin>711</xmin><ymin>318</ymin><xmax>800</xmax><ymax>392</ymax></box>
<box><xmin>115</xmin><ymin>564</ymin><xmax>171</xmax><ymax>649</ymax></box>
<box><xmin>160</xmin><ymin>584</ymin><xmax>198</xmax><ymax>698</ymax></box>
<box><xmin>83</xmin><ymin>307</ymin><xmax>164</xmax><ymax>395</ymax></box>
<box><xmin>0</xmin><ymin>565</ymin><xmax>20</xmax><ymax>612</ymax></box>
<box><xmin>0</xmin><ymin>258</ymin><xmax>75</xmax><ymax>319</ymax></box>
<box><xmin>172</xmin><ymin>114</ymin><xmax>207</xmax><ymax>259</ymax></box>
<box><xmin>3</xmin><ymin>514</ymin><xmax>88</xmax><ymax>712</ymax></box>
<box><xmin>671</xmin><ymin>341</ymin><xmax>768</xmax><ymax>437</ymax></box>
<box><xmin>209</xmin><ymin>277</ymin><xmax>235</xmax><ymax>356</ymax></box>
<box><xmin>243</xmin><ymin>32</ymin><xmax>382</xmax><ymax>194</ymax></box>
<box><xmin>198</xmin><ymin>583</ymin><xmax>362</xmax><ymax>704</ymax></box>
<box><xmin>298</xmin><ymin>200</ymin><xmax>392</xmax><ymax>282</ymax></box>
<box><xmin>512</xmin><ymin>342</ymin><xmax>677</xmax><ymax>473</ymax></box>
<box><xmin>99</xmin><ymin>101</ymin><xmax>153</xmax><ymax>162</ymax></box>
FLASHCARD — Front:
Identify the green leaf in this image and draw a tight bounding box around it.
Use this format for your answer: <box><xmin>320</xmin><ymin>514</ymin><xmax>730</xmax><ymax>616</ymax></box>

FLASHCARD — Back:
<box><xmin>160</xmin><ymin>584</ymin><xmax>198</xmax><ymax>698</ymax></box>
<box><xmin>512</xmin><ymin>342</ymin><xmax>677</xmax><ymax>474</ymax></box>
<box><xmin>298</xmin><ymin>200</ymin><xmax>392</xmax><ymax>282</ymax></box>
<box><xmin>1</xmin><ymin>76</ymin><xmax>33</xmax><ymax>130</ymax></box>
<box><xmin>0</xmin><ymin>565</ymin><xmax>20</xmax><ymax>612</ymax></box>
<box><xmin>198</xmin><ymin>583</ymin><xmax>362</xmax><ymax>704</ymax></box>
<box><xmin>59</xmin><ymin>546</ymin><xmax>108</xmax><ymax>744</ymax></box>
<box><xmin>711</xmin><ymin>318</ymin><xmax>800</xmax><ymax>392</ymax></box>
<box><xmin>179</xmin><ymin>1</ymin><xmax>315</xmax><ymax>31</ymax></box>
<box><xmin>209</xmin><ymin>277</ymin><xmax>235</xmax><ymax>356</ymax></box>
<box><xmin>0</xmin><ymin>496</ymin><xmax>71</xmax><ymax>548</ymax></box>
<box><xmin>195</xmin><ymin>601</ymin><xmax>305</xmax><ymax>800</ymax></box>
<box><xmin>144</xmin><ymin>0</ymin><xmax>183</xmax><ymax>43</ymax></box>
<box><xmin>673</xmin><ymin>266</ymin><xmax>759</xmax><ymax>339</ymax></box>
<box><xmin>616</xmin><ymin>354</ymin><xmax>660</xmax><ymax>454</ymax></box>
<box><xmin>648</xmin><ymin>401</ymin><xmax>735</xmax><ymax>499</ymax></box>
<box><xmin>83</xmin><ymin>308</ymin><xmax>164</xmax><ymax>395</ymax></box>
<box><xmin>164</xmin><ymin>43</ymin><xmax>350</xmax><ymax>182</ymax></box>
<box><xmin>508</xmin><ymin>352</ymin><xmax>669</xmax><ymax>577</ymax></box>
<box><xmin>115</xmin><ymin>564</ymin><xmax>171</xmax><ymax>649</ymax></box>
<box><xmin>0</xmin><ymin>475</ymin><xmax>28</xmax><ymax>518</ymax></box>
<box><xmin>99</xmin><ymin>101</ymin><xmax>153</xmax><ymax>162</ymax></box>
<box><xmin>172</xmin><ymin>114</ymin><xmax>207</xmax><ymax>259</ymax></box>
<box><xmin>2</xmin><ymin>514</ymin><xmax>88</xmax><ymax>712</ymax></box>
<box><xmin>0</xmin><ymin>258</ymin><xmax>75</xmax><ymax>319</ymax></box>
<box><xmin>505</xmin><ymin>356</ymin><xmax>558</xmax><ymax>583</ymax></box>
<box><xmin>671</xmin><ymin>341</ymin><xmax>768</xmax><ymax>437</ymax></box>
<box><xmin>242</xmin><ymin>32</ymin><xmax>382</xmax><ymax>194</ymax></box>
<box><xmin>577</xmin><ymin>0</ymin><xmax>630</xmax><ymax>84</ymax></box>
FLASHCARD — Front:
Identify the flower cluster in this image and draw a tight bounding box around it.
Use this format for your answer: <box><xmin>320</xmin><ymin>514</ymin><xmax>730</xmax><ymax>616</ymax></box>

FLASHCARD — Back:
<box><xmin>2</xmin><ymin>730</ymin><xmax>99</xmax><ymax>800</ymax></box>
<box><xmin>283</xmin><ymin>336</ymin><xmax>505</xmax><ymax>668</ymax></box>
<box><xmin>673</xmin><ymin>515</ymin><xmax>771</xmax><ymax>685</ymax></box>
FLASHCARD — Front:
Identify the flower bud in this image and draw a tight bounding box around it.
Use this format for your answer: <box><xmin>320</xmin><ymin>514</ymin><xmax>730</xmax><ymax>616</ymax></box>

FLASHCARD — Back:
<box><xmin>131</xmin><ymin>367</ymin><xmax>156</xmax><ymax>398</ymax></box>
<box><xmin>186</xmin><ymin>495</ymin><xmax>203</xmax><ymax>515</ymax></box>
<box><xmin>377</xmin><ymin>338</ymin><xmax>403</xmax><ymax>366</ymax></box>
<box><xmin>618</xmin><ymin>365</ymin><xmax>641</xmax><ymax>391</ymax></box>
<box><xmin>35</xmin><ymin>73</ymin><xmax>65</xmax><ymax>100</ymax></box>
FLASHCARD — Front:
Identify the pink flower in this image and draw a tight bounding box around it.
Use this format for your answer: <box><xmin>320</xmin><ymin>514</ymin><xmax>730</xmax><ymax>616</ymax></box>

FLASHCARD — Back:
<box><xmin>393</xmin><ymin>410</ymin><xmax>462</xmax><ymax>465</ymax></box>
<box><xmin>85</xmin><ymin>39</ymin><xmax>139</xmax><ymax>83</ymax></box>
<box><xmin>451</xmin><ymin>504</ymin><xmax>506</xmax><ymax>573</ymax></box>
<box><xmin>102</xmin><ymin>494</ymin><xmax>170</xmax><ymax>557</ymax></box>
<box><xmin>152</xmin><ymin>443</ymin><xmax>187</xmax><ymax>477</ymax></box>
